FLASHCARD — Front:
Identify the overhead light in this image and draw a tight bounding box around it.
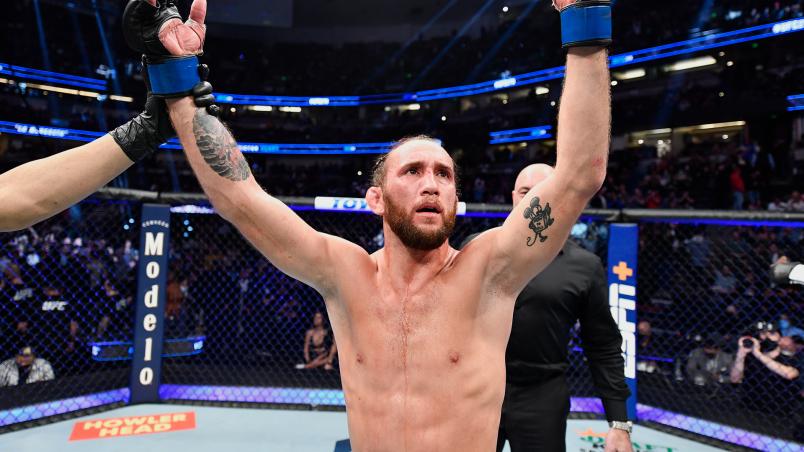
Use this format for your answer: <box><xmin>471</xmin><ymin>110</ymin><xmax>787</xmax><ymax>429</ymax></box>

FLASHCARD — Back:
<box><xmin>404</xmin><ymin>103</ymin><xmax>421</xmax><ymax>111</ymax></box>
<box><xmin>249</xmin><ymin>105</ymin><xmax>273</xmax><ymax>112</ymax></box>
<box><xmin>614</xmin><ymin>68</ymin><xmax>646</xmax><ymax>80</ymax></box>
<box><xmin>722</xmin><ymin>134</ymin><xmax>729</xmax><ymax>140</ymax></box>
<box><xmin>502</xmin><ymin>6</ymin><xmax>509</xmax><ymax>13</ymax></box>
<box><xmin>308</xmin><ymin>97</ymin><xmax>330</xmax><ymax>106</ymax></box>
<box><xmin>441</xmin><ymin>116</ymin><xmax>447</xmax><ymax>122</ymax></box>
<box><xmin>550</xmin><ymin>101</ymin><xmax>556</xmax><ymax>107</ymax></box>
<box><xmin>726</xmin><ymin>61</ymin><xmax>734</xmax><ymax>67</ymax></box>
<box><xmin>109</xmin><ymin>95</ymin><xmax>133</xmax><ymax>103</ymax></box>
<box><xmin>534</xmin><ymin>86</ymin><xmax>549</xmax><ymax>95</ymax></box>
<box><xmin>0</xmin><ymin>78</ymin><xmax>101</xmax><ymax>99</ymax></box>
<box><xmin>611</xmin><ymin>80</ymin><xmax>618</xmax><ymax>86</ymax></box>
<box><xmin>632</xmin><ymin>128</ymin><xmax>671</xmax><ymax>137</ymax></box>
<box><xmin>230</xmin><ymin>107</ymin><xmax>236</xmax><ymax>113</ymax></box>
<box><xmin>279</xmin><ymin>106</ymin><xmax>302</xmax><ymax>113</ymax></box>
<box><xmin>695</xmin><ymin>121</ymin><xmax>746</xmax><ymax>130</ymax></box>
<box><xmin>644</xmin><ymin>128</ymin><xmax>671</xmax><ymax>135</ymax></box>
<box><xmin>638</xmin><ymin>139</ymin><xmax>645</xmax><ymax>145</ymax></box>
<box><xmin>665</xmin><ymin>56</ymin><xmax>717</xmax><ymax>72</ymax></box>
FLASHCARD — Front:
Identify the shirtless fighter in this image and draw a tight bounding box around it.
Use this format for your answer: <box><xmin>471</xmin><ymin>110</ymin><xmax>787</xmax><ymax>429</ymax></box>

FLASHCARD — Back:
<box><xmin>123</xmin><ymin>0</ymin><xmax>612</xmax><ymax>450</ymax></box>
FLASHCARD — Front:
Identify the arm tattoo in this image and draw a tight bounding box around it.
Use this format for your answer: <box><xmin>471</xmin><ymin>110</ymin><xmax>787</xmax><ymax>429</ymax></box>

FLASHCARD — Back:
<box><xmin>523</xmin><ymin>196</ymin><xmax>555</xmax><ymax>246</ymax></box>
<box><xmin>192</xmin><ymin>109</ymin><xmax>251</xmax><ymax>181</ymax></box>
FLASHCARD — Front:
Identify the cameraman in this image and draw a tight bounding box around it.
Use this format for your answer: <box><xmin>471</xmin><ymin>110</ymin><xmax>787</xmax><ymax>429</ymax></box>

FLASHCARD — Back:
<box><xmin>730</xmin><ymin>322</ymin><xmax>801</xmax><ymax>413</ymax></box>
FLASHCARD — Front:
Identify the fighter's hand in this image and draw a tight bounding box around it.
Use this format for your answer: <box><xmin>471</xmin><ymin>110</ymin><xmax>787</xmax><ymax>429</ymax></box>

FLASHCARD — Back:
<box><xmin>604</xmin><ymin>428</ymin><xmax>634</xmax><ymax>452</ymax></box>
<box><xmin>157</xmin><ymin>0</ymin><xmax>206</xmax><ymax>56</ymax></box>
<box><xmin>124</xmin><ymin>0</ymin><xmax>206</xmax><ymax>57</ymax></box>
<box><xmin>552</xmin><ymin>0</ymin><xmax>572</xmax><ymax>10</ymax></box>
<box><xmin>553</xmin><ymin>0</ymin><xmax>586</xmax><ymax>10</ymax></box>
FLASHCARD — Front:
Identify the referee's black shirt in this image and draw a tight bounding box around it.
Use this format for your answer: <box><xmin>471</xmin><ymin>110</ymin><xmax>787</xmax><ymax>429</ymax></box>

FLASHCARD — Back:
<box><xmin>463</xmin><ymin>235</ymin><xmax>631</xmax><ymax>421</ymax></box>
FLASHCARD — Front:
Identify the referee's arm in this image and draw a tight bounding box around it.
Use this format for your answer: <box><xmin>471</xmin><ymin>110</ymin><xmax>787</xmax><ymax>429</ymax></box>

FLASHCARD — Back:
<box><xmin>579</xmin><ymin>258</ymin><xmax>631</xmax><ymax>422</ymax></box>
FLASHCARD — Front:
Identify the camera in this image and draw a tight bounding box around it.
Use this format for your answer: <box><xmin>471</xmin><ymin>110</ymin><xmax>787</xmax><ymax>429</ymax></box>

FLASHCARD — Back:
<box><xmin>742</xmin><ymin>338</ymin><xmax>754</xmax><ymax>349</ymax></box>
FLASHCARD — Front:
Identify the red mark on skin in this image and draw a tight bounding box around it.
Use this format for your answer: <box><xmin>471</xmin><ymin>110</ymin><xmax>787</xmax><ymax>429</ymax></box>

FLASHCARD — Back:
<box><xmin>449</xmin><ymin>352</ymin><xmax>460</xmax><ymax>364</ymax></box>
<box><xmin>356</xmin><ymin>353</ymin><xmax>364</xmax><ymax>364</ymax></box>
<box><xmin>591</xmin><ymin>157</ymin><xmax>607</xmax><ymax>171</ymax></box>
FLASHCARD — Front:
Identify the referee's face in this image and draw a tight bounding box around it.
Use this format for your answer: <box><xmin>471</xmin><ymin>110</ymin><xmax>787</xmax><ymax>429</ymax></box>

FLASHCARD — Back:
<box><xmin>512</xmin><ymin>164</ymin><xmax>555</xmax><ymax>207</ymax></box>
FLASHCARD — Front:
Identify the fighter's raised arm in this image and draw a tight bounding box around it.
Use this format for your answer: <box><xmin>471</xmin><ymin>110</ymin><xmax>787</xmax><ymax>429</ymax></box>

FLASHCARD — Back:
<box><xmin>122</xmin><ymin>0</ymin><xmax>364</xmax><ymax>294</ymax></box>
<box><xmin>482</xmin><ymin>0</ymin><xmax>611</xmax><ymax>293</ymax></box>
<box><xmin>0</xmin><ymin>94</ymin><xmax>174</xmax><ymax>233</ymax></box>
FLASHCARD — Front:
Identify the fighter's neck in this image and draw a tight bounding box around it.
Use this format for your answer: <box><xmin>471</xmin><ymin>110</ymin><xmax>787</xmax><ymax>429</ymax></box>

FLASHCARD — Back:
<box><xmin>378</xmin><ymin>239</ymin><xmax>455</xmax><ymax>286</ymax></box>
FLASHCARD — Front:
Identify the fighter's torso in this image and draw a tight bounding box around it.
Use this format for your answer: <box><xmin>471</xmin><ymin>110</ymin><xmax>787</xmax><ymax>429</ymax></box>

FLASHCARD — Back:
<box><xmin>323</xmin><ymin>246</ymin><xmax>515</xmax><ymax>452</ymax></box>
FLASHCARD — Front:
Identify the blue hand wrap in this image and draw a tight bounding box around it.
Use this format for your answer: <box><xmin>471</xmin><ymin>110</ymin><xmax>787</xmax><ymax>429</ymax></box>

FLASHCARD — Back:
<box><xmin>560</xmin><ymin>3</ymin><xmax>612</xmax><ymax>48</ymax></box>
<box><xmin>146</xmin><ymin>56</ymin><xmax>201</xmax><ymax>97</ymax></box>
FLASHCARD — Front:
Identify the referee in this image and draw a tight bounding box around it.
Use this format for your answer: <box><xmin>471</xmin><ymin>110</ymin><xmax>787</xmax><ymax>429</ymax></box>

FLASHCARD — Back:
<box><xmin>463</xmin><ymin>164</ymin><xmax>633</xmax><ymax>452</ymax></box>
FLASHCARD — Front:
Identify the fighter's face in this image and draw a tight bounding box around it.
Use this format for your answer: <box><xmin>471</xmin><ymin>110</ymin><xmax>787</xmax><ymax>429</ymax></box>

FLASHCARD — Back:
<box><xmin>381</xmin><ymin>142</ymin><xmax>458</xmax><ymax>250</ymax></box>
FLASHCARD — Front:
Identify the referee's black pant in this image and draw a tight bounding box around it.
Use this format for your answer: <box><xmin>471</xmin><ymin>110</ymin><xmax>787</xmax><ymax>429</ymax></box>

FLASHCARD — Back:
<box><xmin>496</xmin><ymin>374</ymin><xmax>570</xmax><ymax>452</ymax></box>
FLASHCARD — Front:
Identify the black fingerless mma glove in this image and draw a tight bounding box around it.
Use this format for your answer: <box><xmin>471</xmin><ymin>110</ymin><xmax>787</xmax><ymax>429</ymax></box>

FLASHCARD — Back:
<box><xmin>109</xmin><ymin>95</ymin><xmax>175</xmax><ymax>162</ymax></box>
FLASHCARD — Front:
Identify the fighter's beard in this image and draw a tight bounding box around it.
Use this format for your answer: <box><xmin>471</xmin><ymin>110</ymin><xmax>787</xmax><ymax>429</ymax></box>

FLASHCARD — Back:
<box><xmin>384</xmin><ymin>194</ymin><xmax>457</xmax><ymax>250</ymax></box>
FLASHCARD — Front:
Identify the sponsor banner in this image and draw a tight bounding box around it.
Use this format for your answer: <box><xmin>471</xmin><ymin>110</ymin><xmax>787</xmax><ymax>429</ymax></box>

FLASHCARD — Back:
<box><xmin>315</xmin><ymin>197</ymin><xmax>468</xmax><ymax>216</ymax></box>
<box><xmin>69</xmin><ymin>411</ymin><xmax>195</xmax><ymax>441</ymax></box>
<box><xmin>129</xmin><ymin>205</ymin><xmax>171</xmax><ymax>404</ymax></box>
<box><xmin>607</xmin><ymin>224</ymin><xmax>639</xmax><ymax>420</ymax></box>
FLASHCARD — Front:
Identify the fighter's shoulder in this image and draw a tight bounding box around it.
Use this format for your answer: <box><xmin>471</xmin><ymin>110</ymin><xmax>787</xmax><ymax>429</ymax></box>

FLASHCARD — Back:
<box><xmin>321</xmin><ymin>233</ymin><xmax>372</xmax><ymax>260</ymax></box>
<box><xmin>457</xmin><ymin>227</ymin><xmax>501</xmax><ymax>254</ymax></box>
<box><xmin>453</xmin><ymin>228</ymin><xmax>503</xmax><ymax>275</ymax></box>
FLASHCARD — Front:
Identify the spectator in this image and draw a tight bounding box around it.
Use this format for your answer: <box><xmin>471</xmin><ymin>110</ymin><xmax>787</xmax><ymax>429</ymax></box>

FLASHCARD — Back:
<box><xmin>95</xmin><ymin>279</ymin><xmax>131</xmax><ymax>341</ymax></box>
<box><xmin>712</xmin><ymin>265</ymin><xmax>738</xmax><ymax>295</ymax></box>
<box><xmin>729</xmin><ymin>165</ymin><xmax>745</xmax><ymax>210</ymax></box>
<box><xmin>296</xmin><ymin>312</ymin><xmax>337</xmax><ymax>370</ymax></box>
<box><xmin>57</xmin><ymin>320</ymin><xmax>89</xmax><ymax>376</ymax></box>
<box><xmin>166</xmin><ymin>273</ymin><xmax>187</xmax><ymax>335</ymax></box>
<box><xmin>0</xmin><ymin>346</ymin><xmax>55</xmax><ymax>387</ymax></box>
<box><xmin>731</xmin><ymin>322</ymin><xmax>802</xmax><ymax>414</ymax></box>
<box><xmin>686</xmin><ymin>334</ymin><xmax>733</xmax><ymax>386</ymax></box>
<box><xmin>780</xmin><ymin>314</ymin><xmax>804</xmax><ymax>339</ymax></box>
<box><xmin>787</xmin><ymin>191</ymin><xmax>804</xmax><ymax>212</ymax></box>
<box><xmin>637</xmin><ymin>320</ymin><xmax>659</xmax><ymax>374</ymax></box>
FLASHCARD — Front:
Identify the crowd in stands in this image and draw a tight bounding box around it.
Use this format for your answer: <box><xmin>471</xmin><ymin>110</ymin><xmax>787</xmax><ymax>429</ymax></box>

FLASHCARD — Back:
<box><xmin>2</xmin><ymin>1</ymin><xmax>801</xmax><ymax>96</ymax></box>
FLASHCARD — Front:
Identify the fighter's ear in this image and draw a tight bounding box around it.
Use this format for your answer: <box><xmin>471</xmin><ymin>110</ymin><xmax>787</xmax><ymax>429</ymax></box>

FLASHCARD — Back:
<box><xmin>366</xmin><ymin>186</ymin><xmax>384</xmax><ymax>216</ymax></box>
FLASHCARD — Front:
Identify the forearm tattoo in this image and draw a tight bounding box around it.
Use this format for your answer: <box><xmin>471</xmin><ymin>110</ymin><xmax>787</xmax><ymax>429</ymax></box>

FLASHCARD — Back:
<box><xmin>523</xmin><ymin>196</ymin><xmax>555</xmax><ymax>246</ymax></box>
<box><xmin>192</xmin><ymin>109</ymin><xmax>251</xmax><ymax>181</ymax></box>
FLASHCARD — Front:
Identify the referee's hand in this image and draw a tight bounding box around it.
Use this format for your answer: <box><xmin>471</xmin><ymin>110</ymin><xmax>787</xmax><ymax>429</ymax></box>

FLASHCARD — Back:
<box><xmin>605</xmin><ymin>428</ymin><xmax>634</xmax><ymax>452</ymax></box>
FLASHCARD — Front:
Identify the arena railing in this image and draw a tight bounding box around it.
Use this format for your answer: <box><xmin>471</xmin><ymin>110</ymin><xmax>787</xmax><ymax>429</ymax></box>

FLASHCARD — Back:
<box><xmin>1</xmin><ymin>189</ymin><xmax>802</xmax><ymax>451</ymax></box>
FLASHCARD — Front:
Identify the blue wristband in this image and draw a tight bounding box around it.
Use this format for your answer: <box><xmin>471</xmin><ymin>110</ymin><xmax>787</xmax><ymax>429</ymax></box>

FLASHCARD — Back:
<box><xmin>560</xmin><ymin>4</ymin><xmax>612</xmax><ymax>48</ymax></box>
<box><xmin>146</xmin><ymin>56</ymin><xmax>201</xmax><ymax>97</ymax></box>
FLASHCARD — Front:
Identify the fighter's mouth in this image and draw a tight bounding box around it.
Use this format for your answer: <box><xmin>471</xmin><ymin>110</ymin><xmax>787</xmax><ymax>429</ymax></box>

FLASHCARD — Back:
<box><xmin>416</xmin><ymin>203</ymin><xmax>442</xmax><ymax>214</ymax></box>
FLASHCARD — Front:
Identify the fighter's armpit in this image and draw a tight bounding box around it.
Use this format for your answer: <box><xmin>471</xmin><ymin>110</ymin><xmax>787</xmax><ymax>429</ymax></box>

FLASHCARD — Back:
<box><xmin>522</xmin><ymin>196</ymin><xmax>556</xmax><ymax>246</ymax></box>
<box><xmin>192</xmin><ymin>109</ymin><xmax>250</xmax><ymax>182</ymax></box>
